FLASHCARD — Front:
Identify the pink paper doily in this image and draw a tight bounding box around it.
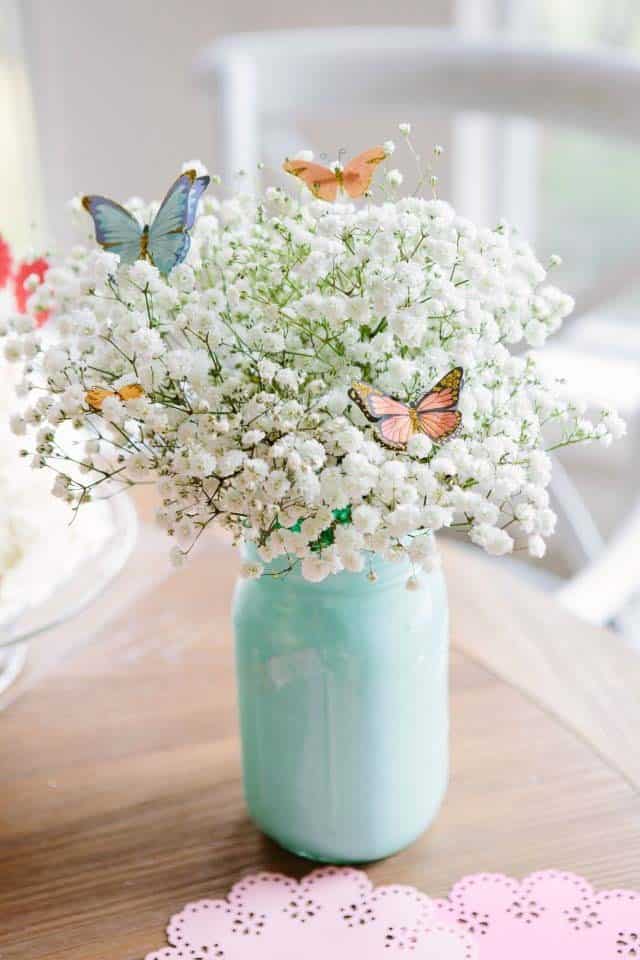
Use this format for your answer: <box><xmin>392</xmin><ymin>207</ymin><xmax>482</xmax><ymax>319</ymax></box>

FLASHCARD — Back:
<box><xmin>146</xmin><ymin>866</ymin><xmax>475</xmax><ymax>959</ymax></box>
<box><xmin>146</xmin><ymin>868</ymin><xmax>640</xmax><ymax>959</ymax></box>
<box><xmin>434</xmin><ymin>870</ymin><xmax>640</xmax><ymax>958</ymax></box>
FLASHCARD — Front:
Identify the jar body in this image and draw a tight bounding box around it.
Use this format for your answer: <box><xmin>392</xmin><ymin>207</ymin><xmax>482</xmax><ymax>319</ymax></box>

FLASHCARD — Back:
<box><xmin>233</xmin><ymin>549</ymin><xmax>449</xmax><ymax>862</ymax></box>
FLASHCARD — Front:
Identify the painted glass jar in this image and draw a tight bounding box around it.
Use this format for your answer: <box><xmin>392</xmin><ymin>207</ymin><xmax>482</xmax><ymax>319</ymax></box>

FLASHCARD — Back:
<box><xmin>233</xmin><ymin>546</ymin><xmax>449</xmax><ymax>862</ymax></box>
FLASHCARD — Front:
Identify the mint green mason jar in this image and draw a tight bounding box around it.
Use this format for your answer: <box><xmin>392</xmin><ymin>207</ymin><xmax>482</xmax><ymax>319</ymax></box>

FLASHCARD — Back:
<box><xmin>232</xmin><ymin>545</ymin><xmax>449</xmax><ymax>863</ymax></box>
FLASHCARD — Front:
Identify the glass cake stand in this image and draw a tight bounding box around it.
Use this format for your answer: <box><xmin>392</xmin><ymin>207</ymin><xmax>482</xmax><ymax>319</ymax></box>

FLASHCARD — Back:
<box><xmin>0</xmin><ymin>494</ymin><xmax>138</xmax><ymax>706</ymax></box>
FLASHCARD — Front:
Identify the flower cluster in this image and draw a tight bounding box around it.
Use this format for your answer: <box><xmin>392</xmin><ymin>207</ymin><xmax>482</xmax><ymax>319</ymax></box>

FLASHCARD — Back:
<box><xmin>1</xmin><ymin>145</ymin><xmax>625</xmax><ymax>583</ymax></box>
<box><xmin>0</xmin><ymin>234</ymin><xmax>114</xmax><ymax>621</ymax></box>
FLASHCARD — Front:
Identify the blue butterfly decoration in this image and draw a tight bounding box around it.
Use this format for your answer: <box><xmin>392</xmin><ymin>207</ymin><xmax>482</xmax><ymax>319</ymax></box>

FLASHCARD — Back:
<box><xmin>82</xmin><ymin>170</ymin><xmax>210</xmax><ymax>275</ymax></box>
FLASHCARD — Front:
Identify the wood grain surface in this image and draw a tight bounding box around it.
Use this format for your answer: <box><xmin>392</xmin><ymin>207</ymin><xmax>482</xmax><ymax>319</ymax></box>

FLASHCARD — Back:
<box><xmin>1</xmin><ymin>530</ymin><xmax>639</xmax><ymax>960</ymax></box>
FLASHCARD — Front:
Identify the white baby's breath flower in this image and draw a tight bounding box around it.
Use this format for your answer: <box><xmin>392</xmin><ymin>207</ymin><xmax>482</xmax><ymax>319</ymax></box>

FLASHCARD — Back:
<box><xmin>240</xmin><ymin>561</ymin><xmax>264</xmax><ymax>579</ymax></box>
<box><xmin>352</xmin><ymin>504</ymin><xmax>381</xmax><ymax>535</ymax></box>
<box><xmin>470</xmin><ymin>523</ymin><xmax>514</xmax><ymax>556</ymax></box>
<box><xmin>528</xmin><ymin>534</ymin><xmax>546</xmax><ymax>558</ymax></box>
<box><xmin>301</xmin><ymin>556</ymin><xmax>333</xmax><ymax>582</ymax></box>
<box><xmin>9</xmin><ymin>414</ymin><xmax>26</xmax><ymax>436</ymax></box>
<box><xmin>4</xmin><ymin>340</ymin><xmax>21</xmax><ymax>362</ymax></box>
<box><xmin>1</xmin><ymin>142</ymin><xmax>620</xmax><ymax>580</ymax></box>
<box><xmin>386</xmin><ymin>504</ymin><xmax>421</xmax><ymax>538</ymax></box>
<box><xmin>407</xmin><ymin>533</ymin><xmax>436</xmax><ymax>563</ymax></box>
<box><xmin>602</xmin><ymin>410</ymin><xmax>626</xmax><ymax>440</ymax></box>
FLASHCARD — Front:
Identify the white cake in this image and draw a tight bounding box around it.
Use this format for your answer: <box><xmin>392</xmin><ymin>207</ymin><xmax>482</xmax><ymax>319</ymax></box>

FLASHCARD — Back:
<box><xmin>0</xmin><ymin>289</ymin><xmax>114</xmax><ymax>626</ymax></box>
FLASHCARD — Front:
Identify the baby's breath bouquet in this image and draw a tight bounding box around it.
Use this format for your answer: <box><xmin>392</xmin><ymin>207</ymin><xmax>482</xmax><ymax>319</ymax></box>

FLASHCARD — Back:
<box><xmin>2</xmin><ymin>134</ymin><xmax>625</xmax><ymax>587</ymax></box>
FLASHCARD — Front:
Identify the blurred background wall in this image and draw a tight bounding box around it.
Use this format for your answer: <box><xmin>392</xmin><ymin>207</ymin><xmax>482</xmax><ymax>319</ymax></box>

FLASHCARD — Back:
<box><xmin>12</xmin><ymin>0</ymin><xmax>640</xmax><ymax>248</ymax></box>
<box><xmin>20</xmin><ymin>0</ymin><xmax>454</xmax><ymax>246</ymax></box>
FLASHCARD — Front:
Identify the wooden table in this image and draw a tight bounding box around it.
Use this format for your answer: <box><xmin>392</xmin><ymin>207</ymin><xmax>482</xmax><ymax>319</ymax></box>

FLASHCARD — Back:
<box><xmin>1</xmin><ymin>527</ymin><xmax>639</xmax><ymax>959</ymax></box>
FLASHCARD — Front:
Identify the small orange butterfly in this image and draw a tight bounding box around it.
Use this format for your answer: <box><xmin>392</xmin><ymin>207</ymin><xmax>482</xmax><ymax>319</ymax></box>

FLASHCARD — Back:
<box><xmin>85</xmin><ymin>383</ymin><xmax>145</xmax><ymax>410</ymax></box>
<box><xmin>349</xmin><ymin>368</ymin><xmax>464</xmax><ymax>450</ymax></box>
<box><xmin>283</xmin><ymin>147</ymin><xmax>386</xmax><ymax>202</ymax></box>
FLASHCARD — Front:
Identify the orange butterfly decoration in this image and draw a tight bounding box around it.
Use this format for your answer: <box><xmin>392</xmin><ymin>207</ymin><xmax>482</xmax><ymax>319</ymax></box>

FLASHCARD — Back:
<box><xmin>283</xmin><ymin>147</ymin><xmax>386</xmax><ymax>202</ymax></box>
<box><xmin>85</xmin><ymin>383</ymin><xmax>144</xmax><ymax>410</ymax></box>
<box><xmin>349</xmin><ymin>368</ymin><xmax>464</xmax><ymax>451</ymax></box>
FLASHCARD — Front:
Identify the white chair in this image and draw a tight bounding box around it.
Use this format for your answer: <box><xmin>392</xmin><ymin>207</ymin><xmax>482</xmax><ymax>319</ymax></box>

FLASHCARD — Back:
<box><xmin>197</xmin><ymin>28</ymin><xmax>640</xmax><ymax>630</ymax></box>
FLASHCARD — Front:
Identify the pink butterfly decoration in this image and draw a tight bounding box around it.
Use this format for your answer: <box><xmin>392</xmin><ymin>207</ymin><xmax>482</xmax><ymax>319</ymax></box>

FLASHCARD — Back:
<box><xmin>349</xmin><ymin>367</ymin><xmax>463</xmax><ymax>450</ymax></box>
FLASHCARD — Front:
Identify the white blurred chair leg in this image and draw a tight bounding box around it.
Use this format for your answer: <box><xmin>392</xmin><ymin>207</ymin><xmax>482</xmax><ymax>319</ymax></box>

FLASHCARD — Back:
<box><xmin>499</xmin><ymin>116</ymin><xmax>539</xmax><ymax>238</ymax></box>
<box><xmin>452</xmin><ymin>0</ymin><xmax>499</xmax><ymax>226</ymax></box>
<box><xmin>556</xmin><ymin>497</ymin><xmax>640</xmax><ymax>635</ymax></box>
<box><xmin>216</xmin><ymin>54</ymin><xmax>259</xmax><ymax>192</ymax></box>
<box><xmin>451</xmin><ymin>113</ymin><xmax>499</xmax><ymax>226</ymax></box>
<box><xmin>452</xmin><ymin>0</ymin><xmax>539</xmax><ymax>236</ymax></box>
<box><xmin>549</xmin><ymin>452</ymin><xmax>640</xmax><ymax>636</ymax></box>
<box><xmin>549</xmin><ymin>456</ymin><xmax>605</xmax><ymax>571</ymax></box>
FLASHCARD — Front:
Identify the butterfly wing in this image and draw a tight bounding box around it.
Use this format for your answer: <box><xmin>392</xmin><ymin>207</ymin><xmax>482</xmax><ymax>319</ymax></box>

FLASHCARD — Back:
<box><xmin>85</xmin><ymin>388</ymin><xmax>115</xmax><ymax>410</ymax></box>
<box><xmin>415</xmin><ymin>367</ymin><xmax>464</xmax><ymax>443</ymax></box>
<box><xmin>185</xmin><ymin>173</ymin><xmax>210</xmax><ymax>229</ymax></box>
<box><xmin>342</xmin><ymin>147</ymin><xmax>386</xmax><ymax>199</ymax></box>
<box><xmin>376</xmin><ymin>414</ymin><xmax>414</xmax><ymax>450</ymax></box>
<box><xmin>416</xmin><ymin>367</ymin><xmax>464</xmax><ymax>413</ymax></box>
<box><xmin>82</xmin><ymin>196</ymin><xmax>142</xmax><ymax>265</ymax></box>
<box><xmin>117</xmin><ymin>383</ymin><xmax>145</xmax><ymax>402</ymax></box>
<box><xmin>283</xmin><ymin>159</ymin><xmax>339</xmax><ymax>202</ymax></box>
<box><xmin>86</xmin><ymin>383</ymin><xmax>144</xmax><ymax>409</ymax></box>
<box><xmin>418</xmin><ymin>409</ymin><xmax>462</xmax><ymax>442</ymax></box>
<box><xmin>349</xmin><ymin>381</ymin><xmax>413</xmax><ymax>450</ymax></box>
<box><xmin>147</xmin><ymin>172</ymin><xmax>195</xmax><ymax>274</ymax></box>
<box><xmin>349</xmin><ymin>382</ymin><xmax>408</xmax><ymax>420</ymax></box>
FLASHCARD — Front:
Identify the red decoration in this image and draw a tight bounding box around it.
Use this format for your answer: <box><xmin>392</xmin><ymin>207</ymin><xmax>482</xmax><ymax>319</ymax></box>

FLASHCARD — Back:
<box><xmin>0</xmin><ymin>235</ymin><xmax>12</xmax><ymax>289</ymax></box>
<box><xmin>13</xmin><ymin>257</ymin><xmax>50</xmax><ymax>326</ymax></box>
